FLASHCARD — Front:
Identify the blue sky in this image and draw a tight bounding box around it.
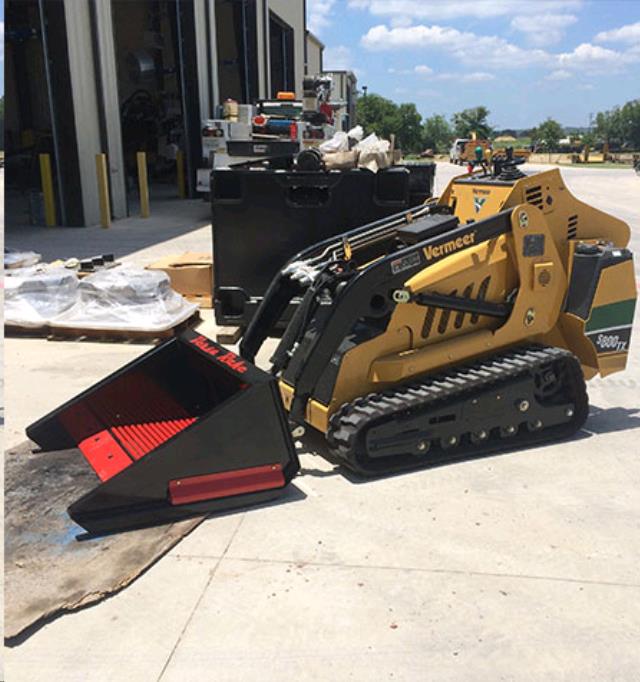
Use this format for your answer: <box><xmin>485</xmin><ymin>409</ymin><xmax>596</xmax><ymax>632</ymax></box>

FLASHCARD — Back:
<box><xmin>308</xmin><ymin>0</ymin><xmax>640</xmax><ymax>129</ymax></box>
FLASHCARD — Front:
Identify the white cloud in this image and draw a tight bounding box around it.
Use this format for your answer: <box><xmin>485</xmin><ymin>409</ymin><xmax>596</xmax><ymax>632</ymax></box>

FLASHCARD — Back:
<box><xmin>390</xmin><ymin>65</ymin><xmax>492</xmax><ymax>82</ymax></box>
<box><xmin>510</xmin><ymin>13</ymin><xmax>577</xmax><ymax>46</ymax></box>
<box><xmin>387</xmin><ymin>65</ymin><xmax>432</xmax><ymax>75</ymax></box>
<box><xmin>459</xmin><ymin>72</ymin><xmax>497</xmax><ymax>82</ymax></box>
<box><xmin>323</xmin><ymin>45</ymin><xmax>353</xmax><ymax>70</ymax></box>
<box><xmin>545</xmin><ymin>69</ymin><xmax>572</xmax><ymax>80</ymax></box>
<box><xmin>556</xmin><ymin>42</ymin><xmax>632</xmax><ymax>72</ymax></box>
<box><xmin>436</xmin><ymin>71</ymin><xmax>497</xmax><ymax>82</ymax></box>
<box><xmin>361</xmin><ymin>23</ymin><xmax>550</xmax><ymax>69</ymax></box>
<box><xmin>595</xmin><ymin>21</ymin><xmax>640</xmax><ymax>44</ymax></box>
<box><xmin>362</xmin><ymin>24</ymin><xmax>460</xmax><ymax>50</ymax></box>
<box><xmin>361</xmin><ymin>22</ymin><xmax>640</xmax><ymax>75</ymax></box>
<box><xmin>349</xmin><ymin>0</ymin><xmax>582</xmax><ymax>21</ymax></box>
<box><xmin>511</xmin><ymin>13</ymin><xmax>577</xmax><ymax>31</ymax></box>
<box><xmin>0</xmin><ymin>22</ymin><xmax>4</xmax><ymax>62</ymax></box>
<box><xmin>307</xmin><ymin>0</ymin><xmax>336</xmax><ymax>35</ymax></box>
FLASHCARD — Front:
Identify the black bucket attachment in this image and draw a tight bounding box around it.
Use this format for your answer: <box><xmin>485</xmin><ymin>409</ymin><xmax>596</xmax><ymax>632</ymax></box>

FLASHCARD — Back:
<box><xmin>27</xmin><ymin>330</ymin><xmax>299</xmax><ymax>534</ymax></box>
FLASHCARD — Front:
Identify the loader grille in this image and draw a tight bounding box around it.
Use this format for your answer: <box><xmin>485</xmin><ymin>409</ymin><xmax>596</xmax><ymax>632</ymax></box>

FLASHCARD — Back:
<box><xmin>525</xmin><ymin>185</ymin><xmax>543</xmax><ymax>209</ymax></box>
<box><xmin>471</xmin><ymin>276</ymin><xmax>491</xmax><ymax>324</ymax></box>
<box><xmin>437</xmin><ymin>289</ymin><xmax>457</xmax><ymax>334</ymax></box>
<box><xmin>454</xmin><ymin>284</ymin><xmax>475</xmax><ymax>329</ymax></box>
<box><xmin>421</xmin><ymin>305</ymin><xmax>436</xmax><ymax>338</ymax></box>
<box><xmin>421</xmin><ymin>277</ymin><xmax>492</xmax><ymax>338</ymax></box>
<box><xmin>567</xmin><ymin>214</ymin><xmax>578</xmax><ymax>239</ymax></box>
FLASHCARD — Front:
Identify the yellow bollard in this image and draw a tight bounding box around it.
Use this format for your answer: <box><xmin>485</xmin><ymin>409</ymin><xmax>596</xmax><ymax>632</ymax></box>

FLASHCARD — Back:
<box><xmin>137</xmin><ymin>151</ymin><xmax>150</xmax><ymax>218</ymax></box>
<box><xmin>95</xmin><ymin>153</ymin><xmax>111</xmax><ymax>228</ymax></box>
<box><xmin>176</xmin><ymin>150</ymin><xmax>186</xmax><ymax>199</ymax></box>
<box><xmin>39</xmin><ymin>153</ymin><xmax>56</xmax><ymax>227</ymax></box>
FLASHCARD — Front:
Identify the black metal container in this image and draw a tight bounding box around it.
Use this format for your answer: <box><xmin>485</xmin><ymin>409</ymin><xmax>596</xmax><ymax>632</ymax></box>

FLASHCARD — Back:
<box><xmin>211</xmin><ymin>163</ymin><xmax>435</xmax><ymax>328</ymax></box>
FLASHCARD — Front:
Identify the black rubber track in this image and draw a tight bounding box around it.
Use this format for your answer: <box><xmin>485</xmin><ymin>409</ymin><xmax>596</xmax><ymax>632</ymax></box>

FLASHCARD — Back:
<box><xmin>326</xmin><ymin>345</ymin><xmax>589</xmax><ymax>476</ymax></box>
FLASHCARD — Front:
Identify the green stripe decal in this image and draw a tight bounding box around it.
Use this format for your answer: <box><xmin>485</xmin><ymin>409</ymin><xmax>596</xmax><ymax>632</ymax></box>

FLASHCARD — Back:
<box><xmin>586</xmin><ymin>298</ymin><xmax>636</xmax><ymax>332</ymax></box>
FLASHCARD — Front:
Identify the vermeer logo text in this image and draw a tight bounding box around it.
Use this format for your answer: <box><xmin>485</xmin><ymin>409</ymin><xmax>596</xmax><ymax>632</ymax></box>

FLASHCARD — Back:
<box><xmin>424</xmin><ymin>233</ymin><xmax>476</xmax><ymax>261</ymax></box>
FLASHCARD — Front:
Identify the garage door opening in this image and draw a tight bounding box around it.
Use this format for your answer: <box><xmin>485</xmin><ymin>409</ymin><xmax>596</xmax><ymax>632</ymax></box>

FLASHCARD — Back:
<box><xmin>111</xmin><ymin>0</ymin><xmax>197</xmax><ymax>208</ymax></box>
<box><xmin>4</xmin><ymin>0</ymin><xmax>57</xmax><ymax>230</ymax></box>
<box><xmin>269</xmin><ymin>11</ymin><xmax>294</xmax><ymax>97</ymax></box>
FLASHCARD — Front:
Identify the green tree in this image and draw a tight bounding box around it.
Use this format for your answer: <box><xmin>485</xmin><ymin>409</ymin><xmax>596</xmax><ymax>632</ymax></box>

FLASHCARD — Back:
<box><xmin>422</xmin><ymin>114</ymin><xmax>452</xmax><ymax>153</ymax></box>
<box><xmin>355</xmin><ymin>94</ymin><xmax>425</xmax><ymax>153</ymax></box>
<box><xmin>356</xmin><ymin>93</ymin><xmax>401</xmax><ymax>141</ymax></box>
<box><xmin>594</xmin><ymin>109</ymin><xmax>624</xmax><ymax>148</ymax></box>
<box><xmin>620</xmin><ymin>99</ymin><xmax>640</xmax><ymax>149</ymax></box>
<box><xmin>452</xmin><ymin>106</ymin><xmax>492</xmax><ymax>139</ymax></box>
<box><xmin>593</xmin><ymin>100</ymin><xmax>640</xmax><ymax>149</ymax></box>
<box><xmin>534</xmin><ymin>118</ymin><xmax>564</xmax><ymax>153</ymax></box>
<box><xmin>394</xmin><ymin>103</ymin><xmax>423</xmax><ymax>153</ymax></box>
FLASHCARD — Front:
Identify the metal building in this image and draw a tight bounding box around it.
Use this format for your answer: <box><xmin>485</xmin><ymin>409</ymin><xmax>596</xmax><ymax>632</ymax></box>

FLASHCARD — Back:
<box><xmin>5</xmin><ymin>0</ymin><xmax>319</xmax><ymax>227</ymax></box>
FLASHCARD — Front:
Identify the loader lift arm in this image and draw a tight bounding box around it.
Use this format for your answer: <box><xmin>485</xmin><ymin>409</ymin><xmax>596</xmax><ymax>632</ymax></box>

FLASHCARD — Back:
<box><xmin>244</xmin><ymin>208</ymin><xmax>513</xmax><ymax>423</ymax></box>
<box><xmin>240</xmin><ymin>204</ymin><xmax>442</xmax><ymax>363</ymax></box>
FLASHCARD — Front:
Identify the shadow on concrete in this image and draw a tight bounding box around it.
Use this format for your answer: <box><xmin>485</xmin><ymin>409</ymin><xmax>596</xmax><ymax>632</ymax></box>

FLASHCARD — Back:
<box><xmin>584</xmin><ymin>405</ymin><xmax>640</xmax><ymax>435</ymax></box>
<box><xmin>298</xmin><ymin>466</ymin><xmax>341</xmax><ymax>478</ymax></box>
<box><xmin>5</xmin><ymin>196</ymin><xmax>212</xmax><ymax>263</ymax></box>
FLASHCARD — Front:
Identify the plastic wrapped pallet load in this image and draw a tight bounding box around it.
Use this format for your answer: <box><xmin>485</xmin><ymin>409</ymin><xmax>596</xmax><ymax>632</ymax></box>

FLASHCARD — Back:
<box><xmin>4</xmin><ymin>249</ymin><xmax>42</xmax><ymax>269</ymax></box>
<box><xmin>5</xmin><ymin>268</ymin><xmax>78</xmax><ymax>328</ymax></box>
<box><xmin>52</xmin><ymin>267</ymin><xmax>198</xmax><ymax>332</ymax></box>
<box><xmin>5</xmin><ymin>266</ymin><xmax>197</xmax><ymax>333</ymax></box>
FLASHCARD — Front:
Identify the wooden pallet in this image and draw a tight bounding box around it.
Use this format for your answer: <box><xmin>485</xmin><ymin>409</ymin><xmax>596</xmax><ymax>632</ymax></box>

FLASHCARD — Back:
<box><xmin>5</xmin><ymin>312</ymin><xmax>201</xmax><ymax>344</ymax></box>
<box><xmin>215</xmin><ymin>326</ymin><xmax>243</xmax><ymax>345</ymax></box>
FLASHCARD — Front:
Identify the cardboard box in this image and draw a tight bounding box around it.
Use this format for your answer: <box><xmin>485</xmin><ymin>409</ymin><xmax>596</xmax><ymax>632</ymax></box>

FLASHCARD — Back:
<box><xmin>147</xmin><ymin>253</ymin><xmax>213</xmax><ymax>307</ymax></box>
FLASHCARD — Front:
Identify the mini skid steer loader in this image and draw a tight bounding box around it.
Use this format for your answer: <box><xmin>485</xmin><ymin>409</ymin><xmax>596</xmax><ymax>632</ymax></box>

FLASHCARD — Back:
<box><xmin>28</xmin><ymin>160</ymin><xmax>636</xmax><ymax>533</ymax></box>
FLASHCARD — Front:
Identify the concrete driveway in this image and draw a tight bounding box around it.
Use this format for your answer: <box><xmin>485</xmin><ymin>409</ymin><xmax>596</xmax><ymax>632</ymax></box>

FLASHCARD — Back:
<box><xmin>5</xmin><ymin>163</ymin><xmax>640</xmax><ymax>681</ymax></box>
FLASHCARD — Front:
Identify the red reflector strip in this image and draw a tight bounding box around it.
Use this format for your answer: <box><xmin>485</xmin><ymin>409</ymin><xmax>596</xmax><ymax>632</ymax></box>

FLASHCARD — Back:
<box><xmin>78</xmin><ymin>430</ymin><xmax>133</xmax><ymax>481</ymax></box>
<box><xmin>168</xmin><ymin>463</ymin><xmax>285</xmax><ymax>506</ymax></box>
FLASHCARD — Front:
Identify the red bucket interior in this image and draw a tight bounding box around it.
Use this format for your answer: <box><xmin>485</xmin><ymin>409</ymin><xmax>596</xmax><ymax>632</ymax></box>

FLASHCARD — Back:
<box><xmin>58</xmin><ymin>341</ymin><xmax>247</xmax><ymax>481</ymax></box>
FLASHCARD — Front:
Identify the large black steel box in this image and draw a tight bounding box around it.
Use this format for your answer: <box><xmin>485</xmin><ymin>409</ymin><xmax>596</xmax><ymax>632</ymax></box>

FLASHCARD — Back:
<box><xmin>212</xmin><ymin>163</ymin><xmax>435</xmax><ymax>327</ymax></box>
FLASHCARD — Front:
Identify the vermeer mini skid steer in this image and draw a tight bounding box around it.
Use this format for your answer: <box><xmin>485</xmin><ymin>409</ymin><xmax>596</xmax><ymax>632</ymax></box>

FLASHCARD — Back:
<box><xmin>29</xmin><ymin>160</ymin><xmax>636</xmax><ymax>533</ymax></box>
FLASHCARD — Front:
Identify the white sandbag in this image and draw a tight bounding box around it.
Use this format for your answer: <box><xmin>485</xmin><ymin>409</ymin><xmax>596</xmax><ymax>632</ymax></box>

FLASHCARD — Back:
<box><xmin>319</xmin><ymin>130</ymin><xmax>349</xmax><ymax>153</ymax></box>
<box><xmin>347</xmin><ymin>125</ymin><xmax>364</xmax><ymax>142</ymax></box>
<box><xmin>355</xmin><ymin>133</ymin><xmax>392</xmax><ymax>172</ymax></box>
<box><xmin>5</xmin><ymin>268</ymin><xmax>79</xmax><ymax>328</ymax></box>
<box><xmin>52</xmin><ymin>266</ymin><xmax>198</xmax><ymax>332</ymax></box>
<box><xmin>323</xmin><ymin>149</ymin><xmax>359</xmax><ymax>170</ymax></box>
<box><xmin>355</xmin><ymin>133</ymin><xmax>391</xmax><ymax>154</ymax></box>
